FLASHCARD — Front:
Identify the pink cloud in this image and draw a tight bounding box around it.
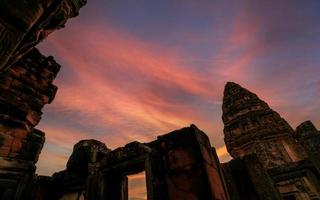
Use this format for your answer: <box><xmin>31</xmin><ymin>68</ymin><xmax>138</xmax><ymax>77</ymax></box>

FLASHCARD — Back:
<box><xmin>41</xmin><ymin>22</ymin><xmax>223</xmax><ymax>133</ymax></box>
<box><xmin>37</xmin><ymin>149</ymin><xmax>69</xmax><ymax>175</ymax></box>
<box><xmin>128</xmin><ymin>172</ymin><xmax>147</xmax><ymax>200</ymax></box>
<box><xmin>37</xmin><ymin>22</ymin><xmax>231</xmax><ymax>175</ymax></box>
<box><xmin>36</xmin><ymin>5</ymin><xmax>320</xmax><ymax>177</ymax></box>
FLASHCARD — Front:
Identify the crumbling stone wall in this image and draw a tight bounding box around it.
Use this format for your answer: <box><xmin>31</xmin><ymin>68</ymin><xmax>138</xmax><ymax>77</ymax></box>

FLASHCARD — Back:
<box><xmin>222</xmin><ymin>154</ymin><xmax>282</xmax><ymax>200</ymax></box>
<box><xmin>0</xmin><ymin>48</ymin><xmax>60</xmax><ymax>162</ymax></box>
<box><xmin>269</xmin><ymin>160</ymin><xmax>320</xmax><ymax>199</ymax></box>
<box><xmin>34</xmin><ymin>140</ymin><xmax>109</xmax><ymax>200</ymax></box>
<box><xmin>0</xmin><ymin>1</ymin><xmax>87</xmax><ymax>199</ymax></box>
<box><xmin>0</xmin><ymin>0</ymin><xmax>87</xmax><ymax>71</ymax></box>
<box><xmin>37</xmin><ymin>125</ymin><xmax>229</xmax><ymax>200</ymax></box>
<box><xmin>0</xmin><ymin>48</ymin><xmax>60</xmax><ymax>200</ymax></box>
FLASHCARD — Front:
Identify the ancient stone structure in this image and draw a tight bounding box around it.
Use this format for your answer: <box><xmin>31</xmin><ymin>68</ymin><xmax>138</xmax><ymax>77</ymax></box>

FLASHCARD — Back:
<box><xmin>0</xmin><ymin>0</ymin><xmax>86</xmax><ymax>199</ymax></box>
<box><xmin>222</xmin><ymin>82</ymin><xmax>306</xmax><ymax>168</ymax></box>
<box><xmin>29</xmin><ymin>98</ymin><xmax>320</xmax><ymax>200</ymax></box>
<box><xmin>0</xmin><ymin>0</ymin><xmax>87</xmax><ymax>71</ymax></box>
<box><xmin>0</xmin><ymin>1</ymin><xmax>320</xmax><ymax>200</ymax></box>
<box><xmin>0</xmin><ymin>48</ymin><xmax>61</xmax><ymax>199</ymax></box>
<box><xmin>35</xmin><ymin>125</ymin><xmax>229</xmax><ymax>200</ymax></box>
<box><xmin>295</xmin><ymin>121</ymin><xmax>320</xmax><ymax>160</ymax></box>
<box><xmin>33</xmin><ymin>140</ymin><xmax>110</xmax><ymax>200</ymax></box>
<box><xmin>222</xmin><ymin>154</ymin><xmax>282</xmax><ymax>200</ymax></box>
<box><xmin>222</xmin><ymin>82</ymin><xmax>320</xmax><ymax>200</ymax></box>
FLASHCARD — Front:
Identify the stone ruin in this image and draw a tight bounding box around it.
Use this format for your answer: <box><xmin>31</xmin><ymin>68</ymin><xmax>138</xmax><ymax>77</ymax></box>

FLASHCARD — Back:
<box><xmin>222</xmin><ymin>82</ymin><xmax>320</xmax><ymax>200</ymax></box>
<box><xmin>0</xmin><ymin>1</ymin><xmax>320</xmax><ymax>200</ymax></box>
<box><xmin>46</xmin><ymin>126</ymin><xmax>228</xmax><ymax>200</ymax></box>
<box><xmin>0</xmin><ymin>0</ymin><xmax>86</xmax><ymax>72</ymax></box>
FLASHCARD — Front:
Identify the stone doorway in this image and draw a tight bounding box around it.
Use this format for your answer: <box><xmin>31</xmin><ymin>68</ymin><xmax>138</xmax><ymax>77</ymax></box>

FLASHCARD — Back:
<box><xmin>99</xmin><ymin>142</ymin><xmax>152</xmax><ymax>200</ymax></box>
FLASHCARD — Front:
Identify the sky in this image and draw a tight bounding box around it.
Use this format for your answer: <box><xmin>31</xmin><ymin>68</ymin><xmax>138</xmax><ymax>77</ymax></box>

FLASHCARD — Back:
<box><xmin>35</xmin><ymin>0</ymin><xmax>320</xmax><ymax>199</ymax></box>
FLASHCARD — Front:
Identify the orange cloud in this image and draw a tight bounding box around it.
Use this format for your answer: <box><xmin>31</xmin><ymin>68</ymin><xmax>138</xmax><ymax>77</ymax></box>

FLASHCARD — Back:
<box><xmin>37</xmin><ymin>149</ymin><xmax>69</xmax><ymax>175</ymax></box>
<box><xmin>128</xmin><ymin>172</ymin><xmax>147</xmax><ymax>200</ymax></box>
<box><xmin>43</xmin><ymin>24</ymin><xmax>223</xmax><ymax>132</ymax></box>
<box><xmin>36</xmin><ymin>22</ymin><xmax>231</xmax><ymax>175</ymax></box>
<box><xmin>216</xmin><ymin>145</ymin><xmax>229</xmax><ymax>162</ymax></box>
<box><xmin>36</xmin><ymin>6</ymin><xmax>320</xmax><ymax>178</ymax></box>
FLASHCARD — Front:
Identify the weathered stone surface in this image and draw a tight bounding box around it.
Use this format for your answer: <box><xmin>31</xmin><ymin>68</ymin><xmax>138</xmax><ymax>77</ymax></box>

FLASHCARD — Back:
<box><xmin>32</xmin><ymin>140</ymin><xmax>110</xmax><ymax>200</ymax></box>
<box><xmin>0</xmin><ymin>1</ymin><xmax>86</xmax><ymax>199</ymax></box>
<box><xmin>222</xmin><ymin>82</ymin><xmax>320</xmax><ymax>199</ymax></box>
<box><xmin>222</xmin><ymin>154</ymin><xmax>282</xmax><ymax>200</ymax></box>
<box><xmin>296</xmin><ymin>121</ymin><xmax>319</xmax><ymax>138</ymax></box>
<box><xmin>150</xmin><ymin>125</ymin><xmax>229</xmax><ymax>200</ymax></box>
<box><xmin>5</xmin><ymin>80</ymin><xmax>319</xmax><ymax>200</ymax></box>
<box><xmin>295</xmin><ymin>121</ymin><xmax>320</xmax><ymax>160</ymax></box>
<box><xmin>0</xmin><ymin>0</ymin><xmax>87</xmax><ymax>71</ymax></box>
<box><xmin>222</xmin><ymin>82</ymin><xmax>306</xmax><ymax>168</ymax></box>
<box><xmin>0</xmin><ymin>48</ymin><xmax>59</xmax><ymax>161</ymax></box>
<box><xmin>67</xmin><ymin>139</ymin><xmax>110</xmax><ymax>174</ymax></box>
<box><xmin>0</xmin><ymin>48</ymin><xmax>60</xmax><ymax>200</ymax></box>
<box><xmin>36</xmin><ymin>125</ymin><xmax>229</xmax><ymax>200</ymax></box>
<box><xmin>1</xmin><ymin>4</ymin><xmax>320</xmax><ymax>196</ymax></box>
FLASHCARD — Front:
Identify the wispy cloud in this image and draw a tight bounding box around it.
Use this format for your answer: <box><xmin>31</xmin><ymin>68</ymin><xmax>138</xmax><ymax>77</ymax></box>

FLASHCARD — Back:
<box><xmin>37</xmin><ymin>22</ymin><xmax>230</xmax><ymax>176</ymax></box>
<box><xmin>36</xmin><ymin>1</ymin><xmax>320</xmax><ymax>185</ymax></box>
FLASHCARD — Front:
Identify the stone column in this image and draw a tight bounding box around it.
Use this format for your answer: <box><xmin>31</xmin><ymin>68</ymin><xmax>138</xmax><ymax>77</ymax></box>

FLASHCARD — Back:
<box><xmin>149</xmin><ymin>125</ymin><xmax>229</xmax><ymax>200</ymax></box>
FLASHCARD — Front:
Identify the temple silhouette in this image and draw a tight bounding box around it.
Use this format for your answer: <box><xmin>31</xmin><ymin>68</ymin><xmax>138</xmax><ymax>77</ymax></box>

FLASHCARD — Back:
<box><xmin>0</xmin><ymin>1</ymin><xmax>319</xmax><ymax>200</ymax></box>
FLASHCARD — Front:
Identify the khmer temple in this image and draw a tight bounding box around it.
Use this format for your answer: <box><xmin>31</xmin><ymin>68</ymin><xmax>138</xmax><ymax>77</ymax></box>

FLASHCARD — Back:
<box><xmin>222</xmin><ymin>82</ymin><xmax>320</xmax><ymax>200</ymax></box>
<box><xmin>0</xmin><ymin>1</ymin><xmax>319</xmax><ymax>200</ymax></box>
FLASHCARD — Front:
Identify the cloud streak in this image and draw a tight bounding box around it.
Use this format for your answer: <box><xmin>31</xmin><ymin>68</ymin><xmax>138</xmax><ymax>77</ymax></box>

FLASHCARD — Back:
<box><xmin>37</xmin><ymin>21</ymin><xmax>229</xmax><ymax>175</ymax></box>
<box><xmin>36</xmin><ymin>3</ymin><xmax>320</xmax><ymax>196</ymax></box>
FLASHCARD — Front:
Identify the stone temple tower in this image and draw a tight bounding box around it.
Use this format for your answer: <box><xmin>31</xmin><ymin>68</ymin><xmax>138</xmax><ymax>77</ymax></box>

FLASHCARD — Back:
<box><xmin>222</xmin><ymin>82</ymin><xmax>320</xmax><ymax>199</ymax></box>
<box><xmin>222</xmin><ymin>82</ymin><xmax>306</xmax><ymax>169</ymax></box>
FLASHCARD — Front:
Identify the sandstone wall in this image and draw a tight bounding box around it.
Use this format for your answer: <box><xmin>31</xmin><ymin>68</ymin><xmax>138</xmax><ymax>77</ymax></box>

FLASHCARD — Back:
<box><xmin>0</xmin><ymin>0</ymin><xmax>86</xmax><ymax>71</ymax></box>
<box><xmin>0</xmin><ymin>48</ymin><xmax>60</xmax><ymax>162</ymax></box>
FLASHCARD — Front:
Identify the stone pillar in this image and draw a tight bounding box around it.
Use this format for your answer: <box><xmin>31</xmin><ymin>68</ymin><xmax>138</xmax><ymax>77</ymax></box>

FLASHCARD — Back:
<box><xmin>85</xmin><ymin>171</ymin><xmax>106</xmax><ymax>200</ymax></box>
<box><xmin>150</xmin><ymin>125</ymin><xmax>229</xmax><ymax>200</ymax></box>
<box><xmin>145</xmin><ymin>149</ymin><xmax>168</xmax><ymax>200</ymax></box>
<box><xmin>222</xmin><ymin>155</ymin><xmax>282</xmax><ymax>200</ymax></box>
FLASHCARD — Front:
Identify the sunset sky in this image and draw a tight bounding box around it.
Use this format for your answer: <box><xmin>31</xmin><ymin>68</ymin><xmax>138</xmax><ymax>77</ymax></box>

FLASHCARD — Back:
<box><xmin>35</xmin><ymin>0</ymin><xmax>320</xmax><ymax>198</ymax></box>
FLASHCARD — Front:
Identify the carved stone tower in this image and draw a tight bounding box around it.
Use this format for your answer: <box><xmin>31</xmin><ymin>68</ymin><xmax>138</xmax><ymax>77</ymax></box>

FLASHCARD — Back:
<box><xmin>222</xmin><ymin>82</ymin><xmax>306</xmax><ymax>169</ymax></box>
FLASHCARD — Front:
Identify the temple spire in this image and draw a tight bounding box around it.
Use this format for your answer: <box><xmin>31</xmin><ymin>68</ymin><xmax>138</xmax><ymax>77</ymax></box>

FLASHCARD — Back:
<box><xmin>222</xmin><ymin>82</ymin><xmax>306</xmax><ymax>168</ymax></box>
